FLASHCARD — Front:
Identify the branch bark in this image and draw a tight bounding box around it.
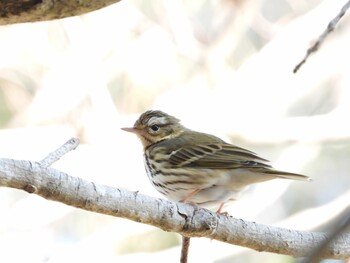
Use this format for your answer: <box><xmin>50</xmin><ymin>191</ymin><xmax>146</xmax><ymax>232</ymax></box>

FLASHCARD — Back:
<box><xmin>0</xmin><ymin>138</ymin><xmax>349</xmax><ymax>260</ymax></box>
<box><xmin>0</xmin><ymin>0</ymin><xmax>122</xmax><ymax>26</ymax></box>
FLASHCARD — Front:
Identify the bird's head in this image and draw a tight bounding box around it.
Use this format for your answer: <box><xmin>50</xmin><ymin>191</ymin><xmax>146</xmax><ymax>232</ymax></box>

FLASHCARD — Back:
<box><xmin>122</xmin><ymin>110</ymin><xmax>186</xmax><ymax>148</ymax></box>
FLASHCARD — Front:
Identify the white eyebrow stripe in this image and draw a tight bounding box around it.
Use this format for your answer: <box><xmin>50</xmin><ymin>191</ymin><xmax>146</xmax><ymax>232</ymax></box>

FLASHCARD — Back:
<box><xmin>148</xmin><ymin>116</ymin><xmax>169</xmax><ymax>126</ymax></box>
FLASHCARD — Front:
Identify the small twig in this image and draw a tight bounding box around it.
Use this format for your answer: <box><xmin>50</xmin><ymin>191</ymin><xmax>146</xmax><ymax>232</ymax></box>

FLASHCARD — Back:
<box><xmin>293</xmin><ymin>0</ymin><xmax>350</xmax><ymax>73</ymax></box>
<box><xmin>181</xmin><ymin>236</ymin><xmax>190</xmax><ymax>263</ymax></box>
<box><xmin>39</xmin><ymin>137</ymin><xmax>80</xmax><ymax>167</ymax></box>
<box><xmin>299</xmin><ymin>207</ymin><xmax>350</xmax><ymax>263</ymax></box>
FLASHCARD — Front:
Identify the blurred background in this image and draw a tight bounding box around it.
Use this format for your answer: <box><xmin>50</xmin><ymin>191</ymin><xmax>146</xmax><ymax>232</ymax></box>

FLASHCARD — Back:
<box><xmin>0</xmin><ymin>0</ymin><xmax>349</xmax><ymax>262</ymax></box>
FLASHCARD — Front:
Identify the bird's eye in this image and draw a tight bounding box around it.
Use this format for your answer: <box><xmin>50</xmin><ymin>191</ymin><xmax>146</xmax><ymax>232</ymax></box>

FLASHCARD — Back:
<box><xmin>150</xmin><ymin>125</ymin><xmax>160</xmax><ymax>132</ymax></box>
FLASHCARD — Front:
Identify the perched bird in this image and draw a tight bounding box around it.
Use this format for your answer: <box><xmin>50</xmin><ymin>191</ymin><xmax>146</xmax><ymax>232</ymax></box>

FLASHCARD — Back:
<box><xmin>122</xmin><ymin>110</ymin><xmax>309</xmax><ymax>212</ymax></box>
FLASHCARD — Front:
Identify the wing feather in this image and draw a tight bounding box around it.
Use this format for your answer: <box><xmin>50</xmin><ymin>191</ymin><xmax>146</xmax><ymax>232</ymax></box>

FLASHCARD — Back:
<box><xmin>148</xmin><ymin>130</ymin><xmax>308</xmax><ymax>180</ymax></box>
<box><xmin>169</xmin><ymin>143</ymin><xmax>271</xmax><ymax>169</ymax></box>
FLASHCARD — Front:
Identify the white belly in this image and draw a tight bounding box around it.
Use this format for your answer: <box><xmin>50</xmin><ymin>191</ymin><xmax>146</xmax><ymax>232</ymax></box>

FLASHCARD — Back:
<box><xmin>143</xmin><ymin>154</ymin><xmax>249</xmax><ymax>210</ymax></box>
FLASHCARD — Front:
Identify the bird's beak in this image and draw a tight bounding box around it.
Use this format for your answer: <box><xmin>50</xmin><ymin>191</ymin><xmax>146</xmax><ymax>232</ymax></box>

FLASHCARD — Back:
<box><xmin>121</xmin><ymin>127</ymin><xmax>143</xmax><ymax>135</ymax></box>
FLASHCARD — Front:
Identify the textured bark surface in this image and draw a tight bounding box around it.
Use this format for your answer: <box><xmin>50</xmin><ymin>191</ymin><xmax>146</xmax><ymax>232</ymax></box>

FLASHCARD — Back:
<box><xmin>0</xmin><ymin>151</ymin><xmax>349</xmax><ymax>259</ymax></box>
<box><xmin>0</xmin><ymin>0</ymin><xmax>122</xmax><ymax>25</ymax></box>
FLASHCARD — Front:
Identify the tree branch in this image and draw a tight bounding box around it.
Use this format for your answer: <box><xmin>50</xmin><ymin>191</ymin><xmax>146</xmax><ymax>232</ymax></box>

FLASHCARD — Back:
<box><xmin>0</xmin><ymin>139</ymin><xmax>349</xmax><ymax>259</ymax></box>
<box><xmin>40</xmin><ymin>137</ymin><xmax>80</xmax><ymax>168</ymax></box>
<box><xmin>293</xmin><ymin>0</ymin><xmax>350</xmax><ymax>73</ymax></box>
<box><xmin>0</xmin><ymin>0</ymin><xmax>122</xmax><ymax>26</ymax></box>
<box><xmin>299</xmin><ymin>207</ymin><xmax>350</xmax><ymax>263</ymax></box>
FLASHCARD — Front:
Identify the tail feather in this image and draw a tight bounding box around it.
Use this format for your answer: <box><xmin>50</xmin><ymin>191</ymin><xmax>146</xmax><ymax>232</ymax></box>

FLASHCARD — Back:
<box><xmin>265</xmin><ymin>169</ymin><xmax>311</xmax><ymax>181</ymax></box>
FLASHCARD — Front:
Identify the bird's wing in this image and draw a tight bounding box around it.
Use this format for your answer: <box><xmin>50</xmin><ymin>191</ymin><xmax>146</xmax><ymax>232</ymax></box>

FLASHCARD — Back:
<box><xmin>168</xmin><ymin>143</ymin><xmax>272</xmax><ymax>169</ymax></box>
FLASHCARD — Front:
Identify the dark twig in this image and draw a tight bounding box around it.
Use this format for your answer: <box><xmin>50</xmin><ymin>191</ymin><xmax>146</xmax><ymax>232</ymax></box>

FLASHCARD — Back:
<box><xmin>293</xmin><ymin>0</ymin><xmax>350</xmax><ymax>73</ymax></box>
<box><xmin>181</xmin><ymin>236</ymin><xmax>191</xmax><ymax>263</ymax></box>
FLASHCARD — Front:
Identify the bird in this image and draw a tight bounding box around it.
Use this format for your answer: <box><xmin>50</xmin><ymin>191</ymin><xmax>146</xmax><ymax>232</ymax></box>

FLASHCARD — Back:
<box><xmin>122</xmin><ymin>110</ymin><xmax>309</xmax><ymax>212</ymax></box>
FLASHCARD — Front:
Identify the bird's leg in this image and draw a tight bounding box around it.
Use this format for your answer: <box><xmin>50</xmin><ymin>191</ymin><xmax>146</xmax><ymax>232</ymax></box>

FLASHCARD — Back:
<box><xmin>179</xmin><ymin>189</ymin><xmax>200</xmax><ymax>203</ymax></box>
<box><xmin>217</xmin><ymin>202</ymin><xmax>225</xmax><ymax>213</ymax></box>
<box><xmin>216</xmin><ymin>202</ymin><xmax>229</xmax><ymax>215</ymax></box>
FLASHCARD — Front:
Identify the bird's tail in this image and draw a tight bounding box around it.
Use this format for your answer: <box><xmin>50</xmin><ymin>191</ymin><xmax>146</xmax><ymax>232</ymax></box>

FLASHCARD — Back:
<box><xmin>265</xmin><ymin>169</ymin><xmax>311</xmax><ymax>181</ymax></box>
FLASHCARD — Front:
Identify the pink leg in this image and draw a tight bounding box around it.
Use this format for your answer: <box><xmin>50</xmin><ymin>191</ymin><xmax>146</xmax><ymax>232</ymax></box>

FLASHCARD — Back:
<box><xmin>216</xmin><ymin>202</ymin><xmax>229</xmax><ymax>215</ymax></box>
<box><xmin>217</xmin><ymin>202</ymin><xmax>225</xmax><ymax>213</ymax></box>
<box><xmin>179</xmin><ymin>189</ymin><xmax>200</xmax><ymax>203</ymax></box>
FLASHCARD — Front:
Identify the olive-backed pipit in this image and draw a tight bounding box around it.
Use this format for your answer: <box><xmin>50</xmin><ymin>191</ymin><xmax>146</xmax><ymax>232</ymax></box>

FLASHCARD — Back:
<box><xmin>122</xmin><ymin>110</ymin><xmax>309</xmax><ymax>212</ymax></box>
